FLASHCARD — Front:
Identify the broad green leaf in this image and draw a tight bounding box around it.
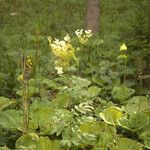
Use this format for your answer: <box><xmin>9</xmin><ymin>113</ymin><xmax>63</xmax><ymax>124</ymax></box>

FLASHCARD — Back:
<box><xmin>0</xmin><ymin>110</ymin><xmax>23</xmax><ymax>130</ymax></box>
<box><xmin>86</xmin><ymin>86</ymin><xmax>101</xmax><ymax>98</ymax></box>
<box><xmin>48</xmin><ymin>109</ymin><xmax>73</xmax><ymax>135</ymax></box>
<box><xmin>92</xmin><ymin>75</ymin><xmax>105</xmax><ymax>86</ymax></box>
<box><xmin>111</xmin><ymin>86</ymin><xmax>135</xmax><ymax>102</ymax></box>
<box><xmin>30</xmin><ymin>101</ymin><xmax>73</xmax><ymax>136</ymax></box>
<box><xmin>62</xmin><ymin>127</ymin><xmax>96</xmax><ymax>148</ymax></box>
<box><xmin>51</xmin><ymin>94</ymin><xmax>70</xmax><ymax>108</ymax></box>
<box><xmin>72</xmin><ymin>76</ymin><xmax>91</xmax><ymax>87</ymax></box>
<box><xmin>30</xmin><ymin>101</ymin><xmax>54</xmax><ymax>131</ymax></box>
<box><xmin>140</xmin><ymin>130</ymin><xmax>150</xmax><ymax>149</ymax></box>
<box><xmin>43</xmin><ymin>78</ymin><xmax>61</xmax><ymax>90</ymax></box>
<box><xmin>15</xmin><ymin>133</ymin><xmax>39</xmax><ymax>150</ymax></box>
<box><xmin>79</xmin><ymin>120</ymin><xmax>102</xmax><ymax>135</ymax></box>
<box><xmin>16</xmin><ymin>86</ymin><xmax>36</xmax><ymax>98</ymax></box>
<box><xmin>123</xmin><ymin>96</ymin><xmax>150</xmax><ymax>114</ymax></box>
<box><xmin>118</xmin><ymin>112</ymin><xmax>149</xmax><ymax>131</ymax></box>
<box><xmin>100</xmin><ymin>106</ymin><xmax>123</xmax><ymax>125</ymax></box>
<box><xmin>0</xmin><ymin>147</ymin><xmax>9</xmax><ymax>150</ymax></box>
<box><xmin>115</xmin><ymin>138</ymin><xmax>143</xmax><ymax>150</ymax></box>
<box><xmin>94</xmin><ymin>132</ymin><xmax>115</xmax><ymax>150</ymax></box>
<box><xmin>36</xmin><ymin>137</ymin><xmax>61</xmax><ymax>150</ymax></box>
<box><xmin>0</xmin><ymin>97</ymin><xmax>15</xmax><ymax>111</ymax></box>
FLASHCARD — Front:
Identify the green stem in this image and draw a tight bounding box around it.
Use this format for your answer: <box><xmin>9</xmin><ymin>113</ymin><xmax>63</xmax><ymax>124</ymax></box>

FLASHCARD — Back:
<box><xmin>138</xmin><ymin>77</ymin><xmax>143</xmax><ymax>112</ymax></box>
<box><xmin>104</xmin><ymin>123</ymin><xmax>108</xmax><ymax>131</ymax></box>
<box><xmin>22</xmin><ymin>55</ymin><xmax>29</xmax><ymax>133</ymax></box>
<box><xmin>124</xmin><ymin>58</ymin><xmax>127</xmax><ymax>86</ymax></box>
<box><xmin>23</xmin><ymin>80</ymin><xmax>29</xmax><ymax>133</ymax></box>
<box><xmin>34</xmin><ymin>27</ymin><xmax>40</xmax><ymax>93</ymax></box>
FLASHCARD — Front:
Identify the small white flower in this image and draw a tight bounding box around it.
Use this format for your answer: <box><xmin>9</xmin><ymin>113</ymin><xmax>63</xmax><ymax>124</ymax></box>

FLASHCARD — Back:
<box><xmin>50</xmin><ymin>43</ymin><xmax>57</xmax><ymax>49</ymax></box>
<box><xmin>59</xmin><ymin>40</ymin><xmax>66</xmax><ymax>47</ymax></box>
<box><xmin>75</xmin><ymin>29</ymin><xmax>80</xmax><ymax>36</ymax></box>
<box><xmin>9</xmin><ymin>12</ymin><xmax>18</xmax><ymax>16</ymax></box>
<box><xmin>64</xmin><ymin>34</ymin><xmax>70</xmax><ymax>42</ymax></box>
<box><xmin>75</xmin><ymin>29</ymin><xmax>83</xmax><ymax>36</ymax></box>
<box><xmin>55</xmin><ymin>67</ymin><xmax>63</xmax><ymax>75</ymax></box>
<box><xmin>85</xmin><ymin>29</ymin><xmax>93</xmax><ymax>37</ymax></box>
<box><xmin>54</xmin><ymin>38</ymin><xmax>60</xmax><ymax>45</ymax></box>
<box><xmin>85</xmin><ymin>29</ymin><xmax>92</xmax><ymax>35</ymax></box>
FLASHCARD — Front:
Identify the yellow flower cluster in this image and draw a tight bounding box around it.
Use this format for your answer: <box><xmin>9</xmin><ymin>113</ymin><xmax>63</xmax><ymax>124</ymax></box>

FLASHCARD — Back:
<box><xmin>26</xmin><ymin>56</ymin><xmax>32</xmax><ymax>71</ymax></box>
<box><xmin>118</xmin><ymin>43</ymin><xmax>128</xmax><ymax>60</ymax></box>
<box><xmin>120</xmin><ymin>43</ymin><xmax>127</xmax><ymax>51</ymax></box>
<box><xmin>47</xmin><ymin>34</ymin><xmax>77</xmax><ymax>71</ymax></box>
<box><xmin>75</xmin><ymin>29</ymin><xmax>93</xmax><ymax>44</ymax></box>
<box><xmin>17</xmin><ymin>56</ymin><xmax>32</xmax><ymax>81</ymax></box>
<box><xmin>17</xmin><ymin>74</ymin><xmax>23</xmax><ymax>81</ymax></box>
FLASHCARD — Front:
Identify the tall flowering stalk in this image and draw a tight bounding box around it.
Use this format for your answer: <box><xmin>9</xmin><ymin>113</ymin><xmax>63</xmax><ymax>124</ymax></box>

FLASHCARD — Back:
<box><xmin>118</xmin><ymin>43</ymin><xmax>128</xmax><ymax>85</ymax></box>
<box><xmin>75</xmin><ymin>29</ymin><xmax>93</xmax><ymax>75</ymax></box>
<box><xmin>34</xmin><ymin>27</ymin><xmax>40</xmax><ymax>92</ymax></box>
<box><xmin>18</xmin><ymin>55</ymin><xmax>32</xmax><ymax>133</ymax></box>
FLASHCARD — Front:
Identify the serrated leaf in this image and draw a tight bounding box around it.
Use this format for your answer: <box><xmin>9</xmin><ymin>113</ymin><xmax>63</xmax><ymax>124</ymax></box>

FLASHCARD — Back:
<box><xmin>118</xmin><ymin>112</ymin><xmax>149</xmax><ymax>131</ymax></box>
<box><xmin>123</xmin><ymin>96</ymin><xmax>150</xmax><ymax>114</ymax></box>
<box><xmin>100</xmin><ymin>106</ymin><xmax>123</xmax><ymax>125</ymax></box>
<box><xmin>111</xmin><ymin>86</ymin><xmax>135</xmax><ymax>102</ymax></box>
<box><xmin>86</xmin><ymin>86</ymin><xmax>101</xmax><ymax>98</ymax></box>
<box><xmin>36</xmin><ymin>137</ymin><xmax>61</xmax><ymax>150</ymax></box>
<box><xmin>94</xmin><ymin>132</ymin><xmax>115</xmax><ymax>150</ymax></box>
<box><xmin>15</xmin><ymin>133</ymin><xmax>39</xmax><ymax>150</ymax></box>
<box><xmin>140</xmin><ymin>130</ymin><xmax>150</xmax><ymax>149</ymax></box>
<box><xmin>79</xmin><ymin>120</ymin><xmax>102</xmax><ymax>135</ymax></box>
<box><xmin>51</xmin><ymin>94</ymin><xmax>70</xmax><ymax>108</ymax></box>
<box><xmin>0</xmin><ymin>110</ymin><xmax>23</xmax><ymax>130</ymax></box>
<box><xmin>0</xmin><ymin>97</ymin><xmax>15</xmax><ymax>111</ymax></box>
<box><xmin>115</xmin><ymin>138</ymin><xmax>143</xmax><ymax>150</ymax></box>
<box><xmin>16</xmin><ymin>86</ymin><xmax>36</xmax><ymax>98</ymax></box>
<box><xmin>72</xmin><ymin>76</ymin><xmax>91</xmax><ymax>87</ymax></box>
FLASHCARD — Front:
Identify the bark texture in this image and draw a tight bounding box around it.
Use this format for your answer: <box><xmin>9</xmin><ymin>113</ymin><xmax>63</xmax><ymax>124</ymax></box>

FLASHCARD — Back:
<box><xmin>86</xmin><ymin>0</ymin><xmax>100</xmax><ymax>34</ymax></box>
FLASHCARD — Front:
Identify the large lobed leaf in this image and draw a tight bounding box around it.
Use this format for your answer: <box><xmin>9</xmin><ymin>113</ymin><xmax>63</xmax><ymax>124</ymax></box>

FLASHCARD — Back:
<box><xmin>123</xmin><ymin>96</ymin><xmax>150</xmax><ymax>114</ymax></box>
<box><xmin>0</xmin><ymin>97</ymin><xmax>15</xmax><ymax>111</ymax></box>
<box><xmin>100</xmin><ymin>106</ymin><xmax>123</xmax><ymax>125</ymax></box>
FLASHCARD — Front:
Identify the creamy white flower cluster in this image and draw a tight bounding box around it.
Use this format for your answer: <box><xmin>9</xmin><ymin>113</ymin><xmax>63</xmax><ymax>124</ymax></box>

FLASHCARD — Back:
<box><xmin>75</xmin><ymin>29</ymin><xmax>93</xmax><ymax>44</ymax></box>
<box><xmin>47</xmin><ymin>34</ymin><xmax>76</xmax><ymax>75</ymax></box>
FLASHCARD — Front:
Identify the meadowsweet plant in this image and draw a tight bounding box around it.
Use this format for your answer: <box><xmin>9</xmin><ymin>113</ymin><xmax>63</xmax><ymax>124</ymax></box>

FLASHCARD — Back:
<box><xmin>47</xmin><ymin>34</ymin><xmax>77</xmax><ymax>74</ymax></box>
<box><xmin>75</xmin><ymin>29</ymin><xmax>93</xmax><ymax>44</ymax></box>
<box><xmin>118</xmin><ymin>43</ymin><xmax>128</xmax><ymax>85</ymax></box>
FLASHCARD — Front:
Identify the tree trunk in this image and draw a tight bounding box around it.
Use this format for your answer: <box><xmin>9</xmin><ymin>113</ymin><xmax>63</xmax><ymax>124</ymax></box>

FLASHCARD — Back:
<box><xmin>86</xmin><ymin>0</ymin><xmax>100</xmax><ymax>34</ymax></box>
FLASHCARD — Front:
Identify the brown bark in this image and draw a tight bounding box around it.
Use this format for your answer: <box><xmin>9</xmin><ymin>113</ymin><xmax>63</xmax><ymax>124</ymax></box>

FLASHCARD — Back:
<box><xmin>86</xmin><ymin>0</ymin><xmax>100</xmax><ymax>34</ymax></box>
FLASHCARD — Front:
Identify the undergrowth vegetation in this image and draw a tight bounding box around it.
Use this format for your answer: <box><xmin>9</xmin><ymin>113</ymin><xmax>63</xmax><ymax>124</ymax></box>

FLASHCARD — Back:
<box><xmin>0</xmin><ymin>0</ymin><xmax>150</xmax><ymax>150</ymax></box>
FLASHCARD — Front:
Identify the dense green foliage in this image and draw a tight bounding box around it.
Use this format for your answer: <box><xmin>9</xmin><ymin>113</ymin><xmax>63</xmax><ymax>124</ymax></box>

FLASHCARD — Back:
<box><xmin>0</xmin><ymin>0</ymin><xmax>150</xmax><ymax>149</ymax></box>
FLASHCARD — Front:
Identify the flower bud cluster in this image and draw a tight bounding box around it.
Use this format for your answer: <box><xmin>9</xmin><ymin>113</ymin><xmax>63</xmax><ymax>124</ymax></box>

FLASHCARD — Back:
<box><xmin>17</xmin><ymin>56</ymin><xmax>32</xmax><ymax>81</ymax></box>
<box><xmin>26</xmin><ymin>56</ymin><xmax>32</xmax><ymax>71</ymax></box>
<box><xmin>47</xmin><ymin>34</ymin><xmax>77</xmax><ymax>73</ymax></box>
<box><xmin>117</xmin><ymin>43</ymin><xmax>128</xmax><ymax>60</ymax></box>
<box><xmin>75</xmin><ymin>29</ymin><xmax>93</xmax><ymax>44</ymax></box>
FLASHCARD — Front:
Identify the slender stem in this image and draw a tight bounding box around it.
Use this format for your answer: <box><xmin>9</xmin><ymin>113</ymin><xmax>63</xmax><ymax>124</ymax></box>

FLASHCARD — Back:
<box><xmin>138</xmin><ymin>74</ymin><xmax>143</xmax><ymax>112</ymax></box>
<box><xmin>34</xmin><ymin>27</ymin><xmax>40</xmax><ymax>92</ymax></box>
<box><xmin>23</xmin><ymin>79</ymin><xmax>29</xmax><ymax>133</ymax></box>
<box><xmin>21</xmin><ymin>55</ymin><xmax>29</xmax><ymax>133</ymax></box>
<box><xmin>124</xmin><ymin>58</ymin><xmax>127</xmax><ymax>86</ymax></box>
<box><xmin>104</xmin><ymin>123</ymin><xmax>108</xmax><ymax>131</ymax></box>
